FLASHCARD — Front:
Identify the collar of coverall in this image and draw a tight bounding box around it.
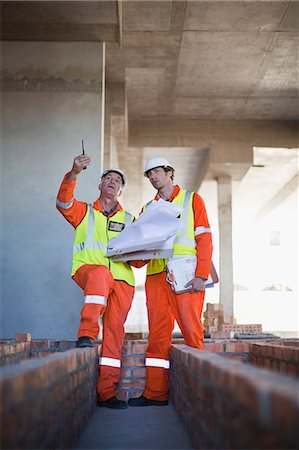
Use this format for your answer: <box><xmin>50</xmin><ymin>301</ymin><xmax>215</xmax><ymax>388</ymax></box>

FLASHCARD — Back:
<box><xmin>155</xmin><ymin>185</ymin><xmax>180</xmax><ymax>202</ymax></box>
<box><xmin>93</xmin><ymin>198</ymin><xmax>123</xmax><ymax>218</ymax></box>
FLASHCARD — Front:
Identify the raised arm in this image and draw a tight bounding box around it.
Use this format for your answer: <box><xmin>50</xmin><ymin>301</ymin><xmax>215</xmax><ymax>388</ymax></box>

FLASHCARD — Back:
<box><xmin>56</xmin><ymin>154</ymin><xmax>91</xmax><ymax>228</ymax></box>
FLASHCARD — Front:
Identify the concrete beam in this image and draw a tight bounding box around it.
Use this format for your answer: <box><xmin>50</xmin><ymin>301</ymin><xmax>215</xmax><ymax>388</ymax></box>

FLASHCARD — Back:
<box><xmin>129</xmin><ymin>119</ymin><xmax>299</xmax><ymax>149</ymax></box>
<box><xmin>1</xmin><ymin>1</ymin><xmax>119</xmax><ymax>42</ymax></box>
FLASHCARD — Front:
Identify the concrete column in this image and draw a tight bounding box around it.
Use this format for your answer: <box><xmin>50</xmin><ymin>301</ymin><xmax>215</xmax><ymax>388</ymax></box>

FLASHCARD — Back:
<box><xmin>217</xmin><ymin>175</ymin><xmax>234</xmax><ymax>321</ymax></box>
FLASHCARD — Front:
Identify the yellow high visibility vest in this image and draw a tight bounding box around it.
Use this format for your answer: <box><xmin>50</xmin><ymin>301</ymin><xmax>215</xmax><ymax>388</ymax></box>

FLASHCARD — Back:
<box><xmin>72</xmin><ymin>204</ymin><xmax>135</xmax><ymax>286</ymax></box>
<box><xmin>146</xmin><ymin>190</ymin><xmax>196</xmax><ymax>275</ymax></box>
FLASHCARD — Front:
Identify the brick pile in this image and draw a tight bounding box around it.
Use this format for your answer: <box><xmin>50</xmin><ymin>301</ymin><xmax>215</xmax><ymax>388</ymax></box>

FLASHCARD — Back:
<box><xmin>203</xmin><ymin>302</ymin><xmax>262</xmax><ymax>337</ymax></box>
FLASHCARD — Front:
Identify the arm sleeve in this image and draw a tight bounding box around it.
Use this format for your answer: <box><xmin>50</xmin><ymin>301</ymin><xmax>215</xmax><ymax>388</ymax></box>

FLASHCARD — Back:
<box><xmin>193</xmin><ymin>193</ymin><xmax>213</xmax><ymax>279</ymax></box>
<box><xmin>56</xmin><ymin>172</ymin><xmax>87</xmax><ymax>228</ymax></box>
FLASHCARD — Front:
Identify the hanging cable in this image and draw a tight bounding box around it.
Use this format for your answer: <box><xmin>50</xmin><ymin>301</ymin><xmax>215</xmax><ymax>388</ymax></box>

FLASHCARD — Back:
<box><xmin>100</xmin><ymin>41</ymin><xmax>106</xmax><ymax>172</ymax></box>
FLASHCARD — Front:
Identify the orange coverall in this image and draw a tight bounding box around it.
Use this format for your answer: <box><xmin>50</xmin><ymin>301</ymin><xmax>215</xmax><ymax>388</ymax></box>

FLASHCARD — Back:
<box><xmin>143</xmin><ymin>185</ymin><xmax>213</xmax><ymax>401</ymax></box>
<box><xmin>56</xmin><ymin>173</ymin><xmax>134</xmax><ymax>400</ymax></box>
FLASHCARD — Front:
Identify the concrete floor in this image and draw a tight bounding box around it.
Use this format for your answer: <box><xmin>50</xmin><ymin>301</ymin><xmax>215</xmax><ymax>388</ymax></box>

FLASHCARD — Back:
<box><xmin>76</xmin><ymin>402</ymin><xmax>193</xmax><ymax>450</ymax></box>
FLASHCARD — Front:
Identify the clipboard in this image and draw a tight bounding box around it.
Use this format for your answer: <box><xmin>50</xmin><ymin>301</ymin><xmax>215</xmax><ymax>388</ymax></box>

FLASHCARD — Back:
<box><xmin>166</xmin><ymin>256</ymin><xmax>218</xmax><ymax>293</ymax></box>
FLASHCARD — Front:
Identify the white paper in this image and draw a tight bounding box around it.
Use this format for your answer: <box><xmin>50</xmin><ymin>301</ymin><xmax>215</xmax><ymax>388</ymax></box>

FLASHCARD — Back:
<box><xmin>166</xmin><ymin>256</ymin><xmax>214</xmax><ymax>293</ymax></box>
<box><xmin>111</xmin><ymin>248</ymin><xmax>174</xmax><ymax>262</ymax></box>
<box><xmin>106</xmin><ymin>199</ymin><xmax>183</xmax><ymax>257</ymax></box>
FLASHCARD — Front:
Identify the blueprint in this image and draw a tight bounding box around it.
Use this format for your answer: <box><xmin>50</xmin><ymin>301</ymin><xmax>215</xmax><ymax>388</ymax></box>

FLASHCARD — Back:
<box><xmin>105</xmin><ymin>199</ymin><xmax>183</xmax><ymax>261</ymax></box>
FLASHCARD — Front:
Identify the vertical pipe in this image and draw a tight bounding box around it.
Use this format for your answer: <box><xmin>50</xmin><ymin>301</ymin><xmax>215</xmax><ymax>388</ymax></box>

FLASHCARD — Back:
<box><xmin>100</xmin><ymin>41</ymin><xmax>106</xmax><ymax>172</ymax></box>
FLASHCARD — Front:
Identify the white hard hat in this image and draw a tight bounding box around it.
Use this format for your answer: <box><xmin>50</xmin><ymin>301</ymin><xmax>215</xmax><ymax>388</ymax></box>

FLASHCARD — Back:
<box><xmin>144</xmin><ymin>156</ymin><xmax>173</xmax><ymax>177</ymax></box>
<box><xmin>100</xmin><ymin>167</ymin><xmax>127</xmax><ymax>187</ymax></box>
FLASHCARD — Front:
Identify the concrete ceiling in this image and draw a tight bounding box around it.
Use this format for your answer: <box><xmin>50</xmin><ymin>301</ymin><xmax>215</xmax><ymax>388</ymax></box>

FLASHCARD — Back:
<box><xmin>1</xmin><ymin>0</ymin><xmax>298</xmax><ymax>216</ymax></box>
<box><xmin>1</xmin><ymin>0</ymin><xmax>298</xmax><ymax>121</ymax></box>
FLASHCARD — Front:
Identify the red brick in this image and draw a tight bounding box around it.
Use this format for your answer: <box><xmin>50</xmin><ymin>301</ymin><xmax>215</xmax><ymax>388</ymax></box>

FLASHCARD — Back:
<box><xmin>211</xmin><ymin>331</ymin><xmax>231</xmax><ymax>339</ymax></box>
<box><xmin>121</xmin><ymin>367</ymin><xmax>131</xmax><ymax>378</ymax></box>
<box><xmin>122</xmin><ymin>340</ymin><xmax>132</xmax><ymax>353</ymax></box>
<box><xmin>266</xmin><ymin>345</ymin><xmax>275</xmax><ymax>358</ymax></box>
<box><xmin>121</xmin><ymin>356</ymin><xmax>144</xmax><ymax>367</ymax></box>
<box><xmin>39</xmin><ymin>351</ymin><xmax>52</xmax><ymax>358</ymax></box>
<box><xmin>283</xmin><ymin>341</ymin><xmax>299</xmax><ymax>347</ymax></box>
<box><xmin>270</xmin><ymin>384</ymin><xmax>299</xmax><ymax>436</ymax></box>
<box><xmin>0</xmin><ymin>345</ymin><xmax>12</xmax><ymax>356</ymax></box>
<box><xmin>31</xmin><ymin>340</ymin><xmax>49</xmax><ymax>350</ymax></box>
<box><xmin>286</xmin><ymin>364</ymin><xmax>297</xmax><ymax>377</ymax></box>
<box><xmin>119</xmin><ymin>378</ymin><xmax>145</xmax><ymax>389</ymax></box>
<box><xmin>282</xmin><ymin>347</ymin><xmax>296</xmax><ymax>363</ymax></box>
<box><xmin>236</xmin><ymin>343</ymin><xmax>247</xmax><ymax>352</ymax></box>
<box><xmin>16</xmin><ymin>333</ymin><xmax>32</xmax><ymax>342</ymax></box>
<box><xmin>9</xmin><ymin>346</ymin><xmax>17</xmax><ymax>355</ymax></box>
<box><xmin>206</xmin><ymin>303</ymin><xmax>215</xmax><ymax>311</ymax></box>
<box><xmin>220</xmin><ymin>353</ymin><xmax>246</xmax><ymax>362</ymax></box>
<box><xmin>273</xmin><ymin>345</ymin><xmax>283</xmax><ymax>359</ymax></box>
<box><xmin>279</xmin><ymin>360</ymin><xmax>288</xmax><ymax>374</ymax></box>
<box><xmin>131</xmin><ymin>340</ymin><xmax>147</xmax><ymax>354</ymax></box>
<box><xmin>204</xmin><ymin>342</ymin><xmax>224</xmax><ymax>352</ymax></box>
<box><xmin>125</xmin><ymin>332</ymin><xmax>145</xmax><ymax>340</ymax></box>
<box><xmin>132</xmin><ymin>367</ymin><xmax>146</xmax><ymax>378</ymax></box>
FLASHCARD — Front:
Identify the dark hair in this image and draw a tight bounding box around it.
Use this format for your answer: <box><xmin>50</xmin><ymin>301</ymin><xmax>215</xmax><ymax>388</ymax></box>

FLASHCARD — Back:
<box><xmin>164</xmin><ymin>167</ymin><xmax>174</xmax><ymax>180</ymax></box>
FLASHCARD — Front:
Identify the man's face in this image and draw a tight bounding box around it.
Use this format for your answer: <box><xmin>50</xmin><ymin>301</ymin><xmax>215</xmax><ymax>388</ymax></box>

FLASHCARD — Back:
<box><xmin>147</xmin><ymin>167</ymin><xmax>172</xmax><ymax>190</ymax></box>
<box><xmin>99</xmin><ymin>172</ymin><xmax>123</xmax><ymax>197</ymax></box>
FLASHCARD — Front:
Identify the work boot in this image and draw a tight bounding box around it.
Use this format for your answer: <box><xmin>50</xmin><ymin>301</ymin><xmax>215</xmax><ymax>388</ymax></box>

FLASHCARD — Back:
<box><xmin>76</xmin><ymin>336</ymin><xmax>94</xmax><ymax>348</ymax></box>
<box><xmin>128</xmin><ymin>395</ymin><xmax>168</xmax><ymax>407</ymax></box>
<box><xmin>97</xmin><ymin>396</ymin><xmax>127</xmax><ymax>409</ymax></box>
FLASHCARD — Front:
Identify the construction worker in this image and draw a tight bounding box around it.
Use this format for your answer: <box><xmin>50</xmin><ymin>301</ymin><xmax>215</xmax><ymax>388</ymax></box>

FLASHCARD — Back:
<box><xmin>128</xmin><ymin>156</ymin><xmax>213</xmax><ymax>407</ymax></box>
<box><xmin>56</xmin><ymin>153</ymin><xmax>135</xmax><ymax>409</ymax></box>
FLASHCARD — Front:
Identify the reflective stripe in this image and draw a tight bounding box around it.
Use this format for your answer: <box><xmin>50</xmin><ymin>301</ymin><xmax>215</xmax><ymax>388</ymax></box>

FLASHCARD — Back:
<box><xmin>99</xmin><ymin>357</ymin><xmax>121</xmax><ymax>368</ymax></box>
<box><xmin>174</xmin><ymin>191</ymin><xmax>195</xmax><ymax>246</ymax></box>
<box><xmin>56</xmin><ymin>198</ymin><xmax>74</xmax><ymax>209</ymax></box>
<box><xmin>195</xmin><ymin>226</ymin><xmax>211</xmax><ymax>236</ymax></box>
<box><xmin>145</xmin><ymin>357</ymin><xmax>170</xmax><ymax>369</ymax></box>
<box><xmin>86</xmin><ymin>204</ymin><xmax>95</xmax><ymax>248</ymax></box>
<box><xmin>175</xmin><ymin>236</ymin><xmax>196</xmax><ymax>246</ymax></box>
<box><xmin>73</xmin><ymin>241</ymin><xmax>107</xmax><ymax>253</ymax></box>
<box><xmin>84</xmin><ymin>295</ymin><xmax>107</xmax><ymax>306</ymax></box>
<box><xmin>125</xmin><ymin>211</ymin><xmax>133</xmax><ymax>226</ymax></box>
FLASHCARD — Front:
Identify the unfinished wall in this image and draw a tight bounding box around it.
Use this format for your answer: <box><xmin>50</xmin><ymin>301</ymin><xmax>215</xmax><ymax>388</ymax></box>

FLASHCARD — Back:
<box><xmin>1</xmin><ymin>347</ymin><xmax>98</xmax><ymax>449</ymax></box>
<box><xmin>0</xmin><ymin>41</ymin><xmax>102</xmax><ymax>339</ymax></box>
<box><xmin>1</xmin><ymin>336</ymin><xmax>299</xmax><ymax>449</ymax></box>
<box><xmin>170</xmin><ymin>344</ymin><xmax>299</xmax><ymax>450</ymax></box>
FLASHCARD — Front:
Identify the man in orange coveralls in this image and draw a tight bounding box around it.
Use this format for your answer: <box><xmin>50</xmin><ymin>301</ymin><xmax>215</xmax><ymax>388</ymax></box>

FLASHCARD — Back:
<box><xmin>128</xmin><ymin>156</ymin><xmax>213</xmax><ymax>407</ymax></box>
<box><xmin>57</xmin><ymin>153</ymin><xmax>135</xmax><ymax>409</ymax></box>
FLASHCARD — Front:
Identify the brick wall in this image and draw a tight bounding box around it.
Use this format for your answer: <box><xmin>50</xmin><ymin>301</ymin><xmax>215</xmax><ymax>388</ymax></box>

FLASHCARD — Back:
<box><xmin>1</xmin><ymin>335</ymin><xmax>298</xmax><ymax>449</ymax></box>
<box><xmin>116</xmin><ymin>338</ymin><xmax>252</xmax><ymax>400</ymax></box>
<box><xmin>0</xmin><ymin>347</ymin><xmax>98</xmax><ymax>450</ymax></box>
<box><xmin>0</xmin><ymin>340</ymin><xmax>31</xmax><ymax>367</ymax></box>
<box><xmin>249</xmin><ymin>341</ymin><xmax>299</xmax><ymax>378</ymax></box>
<box><xmin>116</xmin><ymin>338</ymin><xmax>299</xmax><ymax>400</ymax></box>
<box><xmin>0</xmin><ymin>333</ymin><xmax>78</xmax><ymax>367</ymax></box>
<box><xmin>170</xmin><ymin>344</ymin><xmax>299</xmax><ymax>450</ymax></box>
<box><xmin>117</xmin><ymin>339</ymin><xmax>147</xmax><ymax>400</ymax></box>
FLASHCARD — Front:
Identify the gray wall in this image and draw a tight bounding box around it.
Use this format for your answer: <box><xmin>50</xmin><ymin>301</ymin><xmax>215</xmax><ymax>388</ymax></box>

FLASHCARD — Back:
<box><xmin>1</xmin><ymin>42</ymin><xmax>103</xmax><ymax>339</ymax></box>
